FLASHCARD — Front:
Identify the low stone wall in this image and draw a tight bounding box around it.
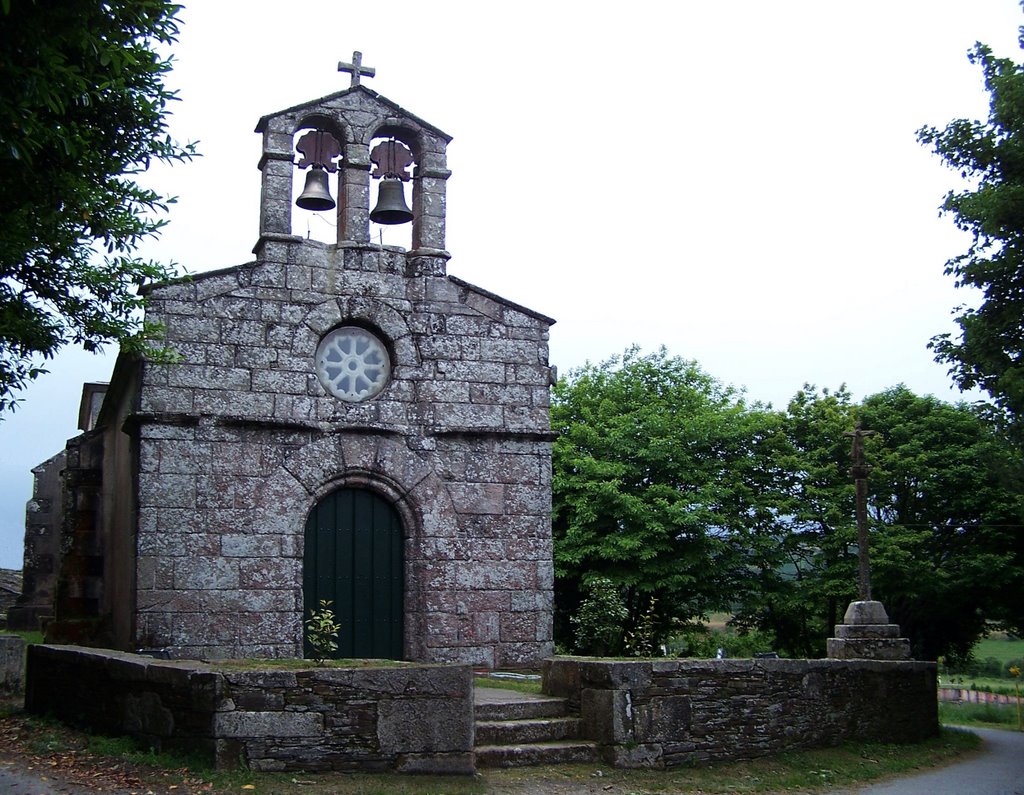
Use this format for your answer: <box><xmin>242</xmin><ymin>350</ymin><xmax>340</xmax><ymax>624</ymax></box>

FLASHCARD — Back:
<box><xmin>25</xmin><ymin>645</ymin><xmax>474</xmax><ymax>773</ymax></box>
<box><xmin>0</xmin><ymin>634</ymin><xmax>25</xmax><ymax>692</ymax></box>
<box><xmin>542</xmin><ymin>657</ymin><xmax>938</xmax><ymax>768</ymax></box>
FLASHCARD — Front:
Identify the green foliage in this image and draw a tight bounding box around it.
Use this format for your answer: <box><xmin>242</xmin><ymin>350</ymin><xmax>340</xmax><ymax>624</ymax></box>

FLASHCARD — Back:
<box><xmin>862</xmin><ymin>386</ymin><xmax>1024</xmax><ymax>661</ymax></box>
<box><xmin>670</xmin><ymin>624</ymin><xmax>779</xmax><ymax>659</ymax></box>
<box><xmin>622</xmin><ymin>595</ymin><xmax>662</xmax><ymax>657</ymax></box>
<box><xmin>0</xmin><ymin>0</ymin><xmax>196</xmax><ymax>414</ymax></box>
<box><xmin>552</xmin><ymin>346</ymin><xmax>1024</xmax><ymax>662</ymax></box>
<box><xmin>570</xmin><ymin>576</ymin><xmax>628</xmax><ymax>655</ymax></box>
<box><xmin>552</xmin><ymin>346</ymin><xmax>789</xmax><ymax>648</ymax></box>
<box><xmin>304</xmin><ymin>600</ymin><xmax>342</xmax><ymax>665</ymax></box>
<box><xmin>732</xmin><ymin>385</ymin><xmax>860</xmax><ymax>657</ymax></box>
<box><xmin>917</xmin><ymin>30</ymin><xmax>1024</xmax><ymax>432</ymax></box>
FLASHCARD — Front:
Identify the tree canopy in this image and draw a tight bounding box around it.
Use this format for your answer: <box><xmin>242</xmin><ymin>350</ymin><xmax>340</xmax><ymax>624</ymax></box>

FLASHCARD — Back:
<box><xmin>917</xmin><ymin>24</ymin><xmax>1024</xmax><ymax>432</ymax></box>
<box><xmin>551</xmin><ymin>347</ymin><xmax>790</xmax><ymax>653</ymax></box>
<box><xmin>0</xmin><ymin>0</ymin><xmax>194</xmax><ymax>414</ymax></box>
<box><xmin>552</xmin><ymin>348</ymin><xmax>1024</xmax><ymax>662</ymax></box>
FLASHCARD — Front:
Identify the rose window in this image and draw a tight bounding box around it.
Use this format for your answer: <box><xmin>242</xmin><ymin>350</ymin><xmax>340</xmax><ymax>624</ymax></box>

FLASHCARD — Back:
<box><xmin>314</xmin><ymin>326</ymin><xmax>391</xmax><ymax>402</ymax></box>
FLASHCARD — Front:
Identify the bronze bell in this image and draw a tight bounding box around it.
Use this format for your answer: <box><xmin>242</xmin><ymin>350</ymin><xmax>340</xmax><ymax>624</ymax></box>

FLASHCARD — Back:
<box><xmin>296</xmin><ymin>167</ymin><xmax>335</xmax><ymax>211</ymax></box>
<box><xmin>369</xmin><ymin>177</ymin><xmax>413</xmax><ymax>225</ymax></box>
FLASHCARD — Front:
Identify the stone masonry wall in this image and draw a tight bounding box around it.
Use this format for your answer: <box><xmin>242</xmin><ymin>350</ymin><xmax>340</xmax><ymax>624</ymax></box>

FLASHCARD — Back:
<box><xmin>133</xmin><ymin>240</ymin><xmax>555</xmax><ymax>665</ymax></box>
<box><xmin>26</xmin><ymin>644</ymin><xmax>475</xmax><ymax>774</ymax></box>
<box><xmin>6</xmin><ymin>452</ymin><xmax>65</xmax><ymax>631</ymax></box>
<box><xmin>542</xmin><ymin>657</ymin><xmax>938</xmax><ymax>768</ymax></box>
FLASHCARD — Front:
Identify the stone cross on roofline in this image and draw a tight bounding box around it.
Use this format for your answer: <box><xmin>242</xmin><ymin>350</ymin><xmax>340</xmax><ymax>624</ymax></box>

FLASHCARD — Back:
<box><xmin>338</xmin><ymin>51</ymin><xmax>375</xmax><ymax>87</ymax></box>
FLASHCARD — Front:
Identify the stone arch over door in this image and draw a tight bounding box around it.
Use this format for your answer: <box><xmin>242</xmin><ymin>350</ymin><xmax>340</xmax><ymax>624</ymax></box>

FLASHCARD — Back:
<box><xmin>303</xmin><ymin>486</ymin><xmax>404</xmax><ymax>659</ymax></box>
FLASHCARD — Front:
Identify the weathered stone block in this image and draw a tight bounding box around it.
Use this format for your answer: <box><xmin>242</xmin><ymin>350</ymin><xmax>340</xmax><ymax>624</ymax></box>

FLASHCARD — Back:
<box><xmin>378</xmin><ymin>697</ymin><xmax>472</xmax><ymax>753</ymax></box>
<box><xmin>0</xmin><ymin>635</ymin><xmax>25</xmax><ymax>693</ymax></box>
<box><xmin>214</xmin><ymin>710</ymin><xmax>323</xmax><ymax>738</ymax></box>
<box><xmin>173</xmin><ymin>557</ymin><xmax>240</xmax><ymax>590</ymax></box>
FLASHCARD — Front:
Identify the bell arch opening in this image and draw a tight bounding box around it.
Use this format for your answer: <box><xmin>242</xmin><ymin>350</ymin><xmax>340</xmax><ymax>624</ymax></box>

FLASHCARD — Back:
<box><xmin>368</xmin><ymin>133</ymin><xmax>416</xmax><ymax>251</ymax></box>
<box><xmin>291</xmin><ymin>120</ymin><xmax>345</xmax><ymax>244</ymax></box>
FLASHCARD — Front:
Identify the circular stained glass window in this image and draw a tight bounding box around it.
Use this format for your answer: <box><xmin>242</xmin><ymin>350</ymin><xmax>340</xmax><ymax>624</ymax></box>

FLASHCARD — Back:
<box><xmin>315</xmin><ymin>326</ymin><xmax>391</xmax><ymax>402</ymax></box>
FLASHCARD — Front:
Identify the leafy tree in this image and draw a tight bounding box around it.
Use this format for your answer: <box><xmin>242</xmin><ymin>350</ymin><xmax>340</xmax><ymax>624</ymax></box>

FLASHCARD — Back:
<box><xmin>732</xmin><ymin>386</ymin><xmax>860</xmax><ymax>657</ymax></box>
<box><xmin>0</xmin><ymin>0</ymin><xmax>194</xmax><ymax>414</ymax></box>
<box><xmin>861</xmin><ymin>386</ymin><xmax>1024</xmax><ymax>663</ymax></box>
<box><xmin>736</xmin><ymin>385</ymin><xmax>1024</xmax><ymax>662</ymax></box>
<box><xmin>917</xmin><ymin>25</ymin><xmax>1024</xmax><ymax>431</ymax></box>
<box><xmin>551</xmin><ymin>347</ymin><xmax>787</xmax><ymax>650</ymax></box>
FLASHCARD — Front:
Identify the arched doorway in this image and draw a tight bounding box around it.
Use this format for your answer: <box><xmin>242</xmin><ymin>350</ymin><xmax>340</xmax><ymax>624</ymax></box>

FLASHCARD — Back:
<box><xmin>303</xmin><ymin>487</ymin><xmax>404</xmax><ymax>659</ymax></box>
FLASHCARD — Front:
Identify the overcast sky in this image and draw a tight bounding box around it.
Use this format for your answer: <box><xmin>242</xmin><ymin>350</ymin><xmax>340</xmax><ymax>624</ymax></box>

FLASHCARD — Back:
<box><xmin>1</xmin><ymin>0</ymin><xmax>1022</xmax><ymax>569</ymax></box>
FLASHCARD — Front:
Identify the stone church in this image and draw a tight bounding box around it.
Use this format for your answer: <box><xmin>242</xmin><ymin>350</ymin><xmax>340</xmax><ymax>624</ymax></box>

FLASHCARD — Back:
<box><xmin>9</xmin><ymin>60</ymin><xmax>557</xmax><ymax>668</ymax></box>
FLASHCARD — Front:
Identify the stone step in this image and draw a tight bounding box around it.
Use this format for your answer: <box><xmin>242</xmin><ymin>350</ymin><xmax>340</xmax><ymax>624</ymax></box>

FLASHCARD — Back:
<box><xmin>474</xmin><ymin>696</ymin><xmax>569</xmax><ymax>722</ymax></box>
<box><xmin>475</xmin><ymin>716</ymin><xmax>583</xmax><ymax>746</ymax></box>
<box><xmin>475</xmin><ymin>740</ymin><xmax>600</xmax><ymax>768</ymax></box>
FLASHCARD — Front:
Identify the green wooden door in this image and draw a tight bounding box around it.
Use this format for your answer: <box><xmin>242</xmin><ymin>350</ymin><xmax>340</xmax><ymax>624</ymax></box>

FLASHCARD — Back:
<box><xmin>303</xmin><ymin>488</ymin><xmax>404</xmax><ymax>659</ymax></box>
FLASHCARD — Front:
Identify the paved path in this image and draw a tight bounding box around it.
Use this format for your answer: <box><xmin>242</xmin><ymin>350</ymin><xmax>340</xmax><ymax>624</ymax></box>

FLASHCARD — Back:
<box><xmin>835</xmin><ymin>727</ymin><xmax>1024</xmax><ymax>795</ymax></box>
<box><xmin>0</xmin><ymin>758</ymin><xmax>98</xmax><ymax>795</ymax></box>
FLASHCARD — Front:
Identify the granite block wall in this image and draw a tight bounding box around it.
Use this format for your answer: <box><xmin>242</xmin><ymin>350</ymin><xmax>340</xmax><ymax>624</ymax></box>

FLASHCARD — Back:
<box><xmin>542</xmin><ymin>657</ymin><xmax>939</xmax><ymax>768</ymax></box>
<box><xmin>26</xmin><ymin>644</ymin><xmax>474</xmax><ymax>774</ymax></box>
<box><xmin>133</xmin><ymin>241</ymin><xmax>556</xmax><ymax>665</ymax></box>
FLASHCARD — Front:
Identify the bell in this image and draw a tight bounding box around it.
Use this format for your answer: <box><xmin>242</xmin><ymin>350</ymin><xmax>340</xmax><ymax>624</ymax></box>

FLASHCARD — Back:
<box><xmin>370</xmin><ymin>178</ymin><xmax>413</xmax><ymax>225</ymax></box>
<box><xmin>296</xmin><ymin>167</ymin><xmax>335</xmax><ymax>211</ymax></box>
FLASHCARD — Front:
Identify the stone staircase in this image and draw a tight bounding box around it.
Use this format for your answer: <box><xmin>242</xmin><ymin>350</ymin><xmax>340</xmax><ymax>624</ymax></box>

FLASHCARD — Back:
<box><xmin>474</xmin><ymin>686</ymin><xmax>599</xmax><ymax>767</ymax></box>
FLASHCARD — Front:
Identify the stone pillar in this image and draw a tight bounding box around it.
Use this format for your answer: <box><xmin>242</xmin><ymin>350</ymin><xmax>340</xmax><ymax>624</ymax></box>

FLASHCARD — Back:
<box><xmin>827</xmin><ymin>600</ymin><xmax>911</xmax><ymax>660</ymax></box>
<box><xmin>258</xmin><ymin>152</ymin><xmax>295</xmax><ymax>239</ymax></box>
<box><xmin>339</xmin><ymin>142</ymin><xmax>370</xmax><ymax>243</ymax></box>
<box><xmin>409</xmin><ymin>146</ymin><xmax>451</xmax><ymax>274</ymax></box>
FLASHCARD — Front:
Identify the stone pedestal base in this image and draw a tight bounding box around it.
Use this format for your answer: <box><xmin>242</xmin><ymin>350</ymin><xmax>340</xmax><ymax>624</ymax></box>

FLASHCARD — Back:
<box><xmin>827</xmin><ymin>600</ymin><xmax>911</xmax><ymax>660</ymax></box>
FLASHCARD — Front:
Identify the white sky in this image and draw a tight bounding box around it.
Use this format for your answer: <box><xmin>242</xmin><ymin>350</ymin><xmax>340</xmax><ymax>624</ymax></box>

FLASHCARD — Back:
<box><xmin>1</xmin><ymin>0</ymin><xmax>1021</xmax><ymax>569</ymax></box>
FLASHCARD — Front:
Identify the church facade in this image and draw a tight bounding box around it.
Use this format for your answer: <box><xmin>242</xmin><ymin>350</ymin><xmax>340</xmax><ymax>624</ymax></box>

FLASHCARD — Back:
<box><xmin>13</xmin><ymin>75</ymin><xmax>557</xmax><ymax>667</ymax></box>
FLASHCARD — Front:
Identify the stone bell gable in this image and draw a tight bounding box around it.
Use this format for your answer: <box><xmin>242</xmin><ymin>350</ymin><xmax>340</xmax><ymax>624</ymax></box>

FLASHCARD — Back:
<box><xmin>254</xmin><ymin>84</ymin><xmax>452</xmax><ymax>261</ymax></box>
<box><xmin>101</xmin><ymin>75</ymin><xmax>558</xmax><ymax>666</ymax></box>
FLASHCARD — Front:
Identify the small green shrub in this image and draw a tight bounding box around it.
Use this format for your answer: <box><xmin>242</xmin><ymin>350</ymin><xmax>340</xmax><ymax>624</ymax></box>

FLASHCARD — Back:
<box><xmin>670</xmin><ymin>624</ymin><xmax>779</xmax><ymax>659</ymax></box>
<box><xmin>571</xmin><ymin>577</ymin><xmax>628</xmax><ymax>656</ymax></box>
<box><xmin>304</xmin><ymin>600</ymin><xmax>342</xmax><ymax>665</ymax></box>
<box><xmin>623</xmin><ymin>595</ymin><xmax>662</xmax><ymax>657</ymax></box>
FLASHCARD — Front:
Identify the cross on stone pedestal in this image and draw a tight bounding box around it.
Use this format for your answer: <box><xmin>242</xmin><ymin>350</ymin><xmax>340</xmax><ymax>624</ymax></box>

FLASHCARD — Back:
<box><xmin>338</xmin><ymin>51</ymin><xmax>376</xmax><ymax>87</ymax></box>
<box><xmin>844</xmin><ymin>422</ymin><xmax>878</xmax><ymax>601</ymax></box>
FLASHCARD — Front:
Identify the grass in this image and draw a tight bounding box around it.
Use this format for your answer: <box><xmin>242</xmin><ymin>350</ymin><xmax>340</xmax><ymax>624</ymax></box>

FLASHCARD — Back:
<box><xmin>206</xmin><ymin>658</ymin><xmax>410</xmax><ymax>671</ymax></box>
<box><xmin>473</xmin><ymin>675</ymin><xmax>543</xmax><ymax>695</ymax></box>
<box><xmin>9</xmin><ymin>630</ymin><xmax>44</xmax><ymax>645</ymax></box>
<box><xmin>138</xmin><ymin>729</ymin><xmax>980</xmax><ymax>794</ymax></box>
<box><xmin>940</xmin><ymin>701</ymin><xmax>1023</xmax><ymax>731</ymax></box>
<box><xmin>973</xmin><ymin>634</ymin><xmax>1024</xmax><ymax>665</ymax></box>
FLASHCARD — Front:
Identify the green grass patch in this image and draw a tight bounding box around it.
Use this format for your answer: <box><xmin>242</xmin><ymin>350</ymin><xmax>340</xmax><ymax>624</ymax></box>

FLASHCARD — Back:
<box><xmin>973</xmin><ymin>635</ymin><xmax>1024</xmax><ymax>665</ymax></box>
<box><xmin>10</xmin><ymin>630</ymin><xmax>44</xmax><ymax>645</ymax></box>
<box><xmin>66</xmin><ymin>728</ymin><xmax>981</xmax><ymax>795</ymax></box>
<box><xmin>473</xmin><ymin>730</ymin><xmax>978</xmax><ymax>795</ymax></box>
<box><xmin>940</xmin><ymin>701</ymin><xmax>1023</xmax><ymax>731</ymax></box>
<box><xmin>473</xmin><ymin>675</ymin><xmax>543</xmax><ymax>695</ymax></box>
<box><xmin>206</xmin><ymin>658</ymin><xmax>410</xmax><ymax>671</ymax></box>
